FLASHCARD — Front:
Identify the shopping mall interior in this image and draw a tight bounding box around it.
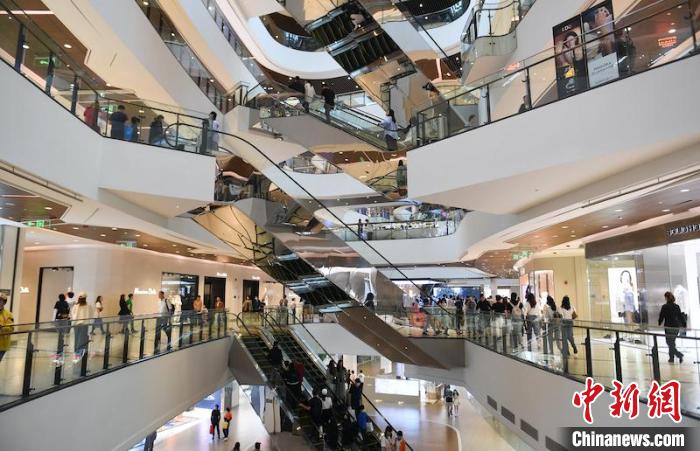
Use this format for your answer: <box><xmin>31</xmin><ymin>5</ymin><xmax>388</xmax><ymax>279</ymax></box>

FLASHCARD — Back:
<box><xmin>0</xmin><ymin>0</ymin><xmax>699</xmax><ymax>449</ymax></box>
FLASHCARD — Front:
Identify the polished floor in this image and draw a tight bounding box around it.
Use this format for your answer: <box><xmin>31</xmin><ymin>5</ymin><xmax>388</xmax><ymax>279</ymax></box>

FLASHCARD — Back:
<box><xmin>129</xmin><ymin>394</ymin><xmax>307</xmax><ymax>451</ymax></box>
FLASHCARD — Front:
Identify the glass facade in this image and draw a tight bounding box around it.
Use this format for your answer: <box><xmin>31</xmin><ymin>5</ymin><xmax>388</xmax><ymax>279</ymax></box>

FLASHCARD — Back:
<box><xmin>586</xmin><ymin>239</ymin><xmax>700</xmax><ymax>328</ymax></box>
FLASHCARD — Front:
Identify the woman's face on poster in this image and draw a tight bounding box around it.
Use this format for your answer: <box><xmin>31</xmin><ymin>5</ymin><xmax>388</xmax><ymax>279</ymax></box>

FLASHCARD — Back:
<box><xmin>594</xmin><ymin>7</ymin><xmax>612</xmax><ymax>29</ymax></box>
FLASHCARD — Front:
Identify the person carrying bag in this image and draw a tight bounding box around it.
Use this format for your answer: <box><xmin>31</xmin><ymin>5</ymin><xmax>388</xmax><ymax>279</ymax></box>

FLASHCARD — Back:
<box><xmin>381</xmin><ymin>109</ymin><xmax>400</xmax><ymax>151</ymax></box>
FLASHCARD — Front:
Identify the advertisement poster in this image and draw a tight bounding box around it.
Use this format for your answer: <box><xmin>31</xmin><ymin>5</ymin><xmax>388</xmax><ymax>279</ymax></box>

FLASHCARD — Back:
<box><xmin>552</xmin><ymin>16</ymin><xmax>588</xmax><ymax>98</ymax></box>
<box><xmin>607</xmin><ymin>267</ymin><xmax>638</xmax><ymax>323</ymax></box>
<box><xmin>582</xmin><ymin>0</ymin><xmax>619</xmax><ymax>87</ymax></box>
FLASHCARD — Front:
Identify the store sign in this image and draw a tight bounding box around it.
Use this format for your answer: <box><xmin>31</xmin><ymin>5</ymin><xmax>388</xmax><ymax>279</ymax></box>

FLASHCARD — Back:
<box><xmin>20</xmin><ymin>286</ymin><xmax>29</xmax><ymax>294</ymax></box>
<box><xmin>116</xmin><ymin>240</ymin><xmax>137</xmax><ymax>248</ymax></box>
<box><xmin>658</xmin><ymin>36</ymin><xmax>677</xmax><ymax>48</ymax></box>
<box><xmin>23</xmin><ymin>219</ymin><xmax>50</xmax><ymax>228</ymax></box>
<box><xmin>668</xmin><ymin>223</ymin><xmax>700</xmax><ymax>238</ymax></box>
<box><xmin>134</xmin><ymin>288</ymin><xmax>157</xmax><ymax>295</ymax></box>
<box><xmin>512</xmin><ymin>251</ymin><xmax>533</xmax><ymax>261</ymax></box>
<box><xmin>581</xmin><ymin>0</ymin><xmax>619</xmax><ymax>88</ymax></box>
<box><xmin>216</xmin><ymin>272</ymin><xmax>228</xmax><ymax>277</ymax></box>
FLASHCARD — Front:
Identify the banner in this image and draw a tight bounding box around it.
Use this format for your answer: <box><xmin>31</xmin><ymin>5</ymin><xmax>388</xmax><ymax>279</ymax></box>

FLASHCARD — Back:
<box><xmin>582</xmin><ymin>0</ymin><xmax>619</xmax><ymax>87</ymax></box>
<box><xmin>552</xmin><ymin>16</ymin><xmax>587</xmax><ymax>98</ymax></box>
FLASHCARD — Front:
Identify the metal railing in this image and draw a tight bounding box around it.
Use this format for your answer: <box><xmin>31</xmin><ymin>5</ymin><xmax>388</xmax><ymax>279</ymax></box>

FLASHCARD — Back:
<box><xmin>417</xmin><ymin>0</ymin><xmax>700</xmax><ymax>144</ymax></box>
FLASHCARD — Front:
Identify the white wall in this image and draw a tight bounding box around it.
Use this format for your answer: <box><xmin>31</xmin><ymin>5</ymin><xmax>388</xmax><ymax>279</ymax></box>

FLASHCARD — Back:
<box><xmin>408</xmin><ymin>56</ymin><xmax>700</xmax><ymax>214</ymax></box>
<box><xmin>160</xmin><ymin>0</ymin><xmax>258</xmax><ymax>91</ymax></box>
<box><xmin>42</xmin><ymin>0</ymin><xmax>217</xmax><ymax>113</ymax></box>
<box><xmin>0</xmin><ymin>338</ymin><xmax>233</xmax><ymax>451</ymax></box>
<box><xmin>17</xmin><ymin>245</ymin><xmax>283</xmax><ymax>323</ymax></box>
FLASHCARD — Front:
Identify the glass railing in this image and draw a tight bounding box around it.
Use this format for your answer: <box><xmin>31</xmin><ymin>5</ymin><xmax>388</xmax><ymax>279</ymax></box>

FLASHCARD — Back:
<box><xmin>461</xmin><ymin>0</ymin><xmax>535</xmax><ymax>45</ymax></box>
<box><xmin>330</xmin><ymin>209</ymin><xmax>466</xmax><ymax>241</ymax></box>
<box><xmin>417</xmin><ymin>0</ymin><xmax>700</xmax><ymax>144</ymax></box>
<box><xmin>283</xmin><ymin>151</ymin><xmax>343</xmax><ymax>174</ymax></box>
<box><xmin>0</xmin><ymin>1</ymin><xmax>221</xmax><ymax>156</ymax></box>
<box><xmin>377</xmin><ymin>0</ymin><xmax>470</xmax><ymax>30</ymax></box>
<box><xmin>294</xmin><ymin>303</ymin><xmax>700</xmax><ymax>419</ymax></box>
<box><xmin>261</xmin><ymin>14</ymin><xmax>323</xmax><ymax>51</ymax></box>
<box><xmin>136</xmin><ymin>0</ymin><xmax>236</xmax><ymax>113</ymax></box>
<box><xmin>0</xmin><ymin>310</ymin><xmax>230</xmax><ymax>411</ymax></box>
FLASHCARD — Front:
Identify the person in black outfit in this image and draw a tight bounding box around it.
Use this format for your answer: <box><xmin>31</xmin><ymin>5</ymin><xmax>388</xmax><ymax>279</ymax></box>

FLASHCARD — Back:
<box><xmin>320</xmin><ymin>84</ymin><xmax>335</xmax><ymax>123</ymax></box>
<box><xmin>341</xmin><ymin>413</ymin><xmax>357</xmax><ymax>447</ymax></box>
<box><xmin>53</xmin><ymin>293</ymin><xmax>71</xmax><ymax>322</ymax></box>
<box><xmin>109</xmin><ymin>105</ymin><xmax>128</xmax><ymax>139</ymax></box>
<box><xmin>117</xmin><ymin>294</ymin><xmax>131</xmax><ymax>334</ymax></box>
<box><xmin>148</xmin><ymin>115</ymin><xmax>164</xmax><ymax>145</ymax></box>
<box><xmin>476</xmin><ymin>295</ymin><xmax>491</xmax><ymax>336</ymax></box>
<box><xmin>492</xmin><ymin>295</ymin><xmax>507</xmax><ymax>314</ymax></box>
<box><xmin>210</xmin><ymin>404</ymin><xmax>221</xmax><ymax>440</ymax></box>
<box><xmin>349</xmin><ymin>378</ymin><xmax>363</xmax><ymax>418</ymax></box>
<box><xmin>269</xmin><ymin>341</ymin><xmax>283</xmax><ymax>367</ymax></box>
<box><xmin>305</xmin><ymin>390</ymin><xmax>324</xmax><ymax>437</ymax></box>
<box><xmin>289</xmin><ymin>76</ymin><xmax>304</xmax><ymax>94</ymax></box>
<box><xmin>659</xmin><ymin>291</ymin><xmax>685</xmax><ymax>363</ymax></box>
<box><xmin>455</xmin><ymin>298</ymin><xmax>464</xmax><ymax>334</ymax></box>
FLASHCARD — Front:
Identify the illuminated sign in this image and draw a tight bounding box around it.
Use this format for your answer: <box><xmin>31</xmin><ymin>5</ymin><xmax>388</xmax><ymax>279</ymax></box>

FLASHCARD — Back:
<box><xmin>23</xmin><ymin>219</ymin><xmax>50</xmax><ymax>228</ymax></box>
<box><xmin>216</xmin><ymin>272</ymin><xmax>228</xmax><ymax>277</ymax></box>
<box><xmin>658</xmin><ymin>36</ymin><xmax>677</xmax><ymax>48</ymax></box>
<box><xmin>117</xmin><ymin>240</ymin><xmax>137</xmax><ymax>248</ymax></box>
<box><xmin>668</xmin><ymin>223</ymin><xmax>700</xmax><ymax>237</ymax></box>
<box><xmin>134</xmin><ymin>288</ymin><xmax>157</xmax><ymax>295</ymax></box>
<box><xmin>20</xmin><ymin>286</ymin><xmax>30</xmax><ymax>294</ymax></box>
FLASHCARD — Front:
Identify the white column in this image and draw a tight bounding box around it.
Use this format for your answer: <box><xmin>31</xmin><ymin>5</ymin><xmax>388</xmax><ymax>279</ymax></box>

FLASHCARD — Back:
<box><xmin>0</xmin><ymin>226</ymin><xmax>25</xmax><ymax>317</ymax></box>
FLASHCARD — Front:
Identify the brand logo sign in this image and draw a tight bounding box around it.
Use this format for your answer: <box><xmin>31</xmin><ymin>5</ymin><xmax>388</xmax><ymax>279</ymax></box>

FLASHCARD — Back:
<box><xmin>668</xmin><ymin>223</ymin><xmax>700</xmax><ymax>237</ymax></box>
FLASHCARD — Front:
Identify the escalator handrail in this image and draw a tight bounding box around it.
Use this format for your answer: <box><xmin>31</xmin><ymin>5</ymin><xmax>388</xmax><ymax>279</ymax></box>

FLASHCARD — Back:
<box><xmin>265</xmin><ymin>310</ymin><xmax>415</xmax><ymax>450</ymax></box>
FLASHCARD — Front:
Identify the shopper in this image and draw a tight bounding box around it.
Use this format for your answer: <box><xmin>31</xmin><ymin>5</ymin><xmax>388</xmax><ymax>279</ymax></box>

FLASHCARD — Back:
<box><xmin>659</xmin><ymin>291</ymin><xmax>685</xmax><ymax>363</ymax></box>
<box><xmin>321</xmin><ymin>388</ymin><xmax>334</xmax><ymax>424</ymax></box>
<box><xmin>508</xmin><ymin>293</ymin><xmax>524</xmax><ymax>349</ymax></box>
<box><xmin>476</xmin><ymin>295</ymin><xmax>491</xmax><ymax>336</ymax></box>
<box><xmin>454</xmin><ymin>297</ymin><xmax>464</xmax><ymax>335</ymax></box>
<box><xmin>254</xmin><ymin>443</ymin><xmax>261</xmax><ymax>450</ymax></box>
<box><xmin>358</xmin><ymin>369</ymin><xmax>365</xmax><ymax>392</ymax></box>
<box><xmin>320</xmin><ymin>83</ymin><xmax>335</xmax><ymax>123</ymax></box>
<box><xmin>193</xmin><ymin>295</ymin><xmax>204</xmax><ymax>328</ymax></box>
<box><xmin>349</xmin><ymin>378</ymin><xmax>363</xmax><ymax>418</ymax></box>
<box><xmin>356</xmin><ymin>405</ymin><xmax>369</xmax><ymax>437</ymax></box>
<box><xmin>559</xmin><ymin>296</ymin><xmax>578</xmax><ymax>356</ymax></box>
<box><xmin>304</xmin><ymin>80</ymin><xmax>316</xmax><ymax>113</ymax></box>
<box><xmin>118</xmin><ymin>294</ymin><xmax>131</xmax><ymax>334</ymax></box>
<box><xmin>54</xmin><ymin>293</ymin><xmax>71</xmax><ymax>322</ymax></box>
<box><xmin>381</xmin><ymin>109</ymin><xmax>400</xmax><ymax>151</ymax></box>
<box><xmin>148</xmin><ymin>115</ymin><xmax>165</xmax><ymax>145</ymax></box>
<box><xmin>66</xmin><ymin>291</ymin><xmax>77</xmax><ymax>309</ymax></box>
<box><xmin>0</xmin><ymin>294</ymin><xmax>14</xmax><ymax>364</ymax></box>
<box><xmin>364</xmin><ymin>292</ymin><xmax>375</xmax><ymax>312</ymax></box>
<box><xmin>381</xmin><ymin>425</ymin><xmax>396</xmax><ymax>450</ymax></box>
<box><xmin>396</xmin><ymin>159</ymin><xmax>407</xmax><ymax>197</ymax></box>
<box><xmin>452</xmin><ymin>389</ymin><xmax>460</xmax><ymax>416</ymax></box>
<box><xmin>269</xmin><ymin>341</ymin><xmax>283</xmax><ymax>366</ymax></box>
<box><xmin>305</xmin><ymin>389</ymin><xmax>324</xmax><ymax>436</ymax></box>
<box><xmin>124</xmin><ymin>116</ymin><xmax>140</xmax><ymax>142</ymax></box>
<box><xmin>223</xmin><ymin>407</ymin><xmax>232</xmax><ymax>440</ymax></box>
<box><xmin>523</xmin><ymin>293</ymin><xmax>541</xmax><ymax>351</ymax></box>
<box><xmin>90</xmin><ymin>295</ymin><xmax>105</xmax><ymax>335</ymax></box>
<box><xmin>109</xmin><ymin>105</ymin><xmax>128</xmax><ymax>139</ymax></box>
<box><xmin>396</xmin><ymin>430</ymin><xmax>407</xmax><ymax>451</ymax></box>
<box><xmin>341</xmin><ymin>413</ymin><xmax>358</xmax><ymax>446</ymax></box>
<box><xmin>72</xmin><ymin>293</ymin><xmax>92</xmax><ymax>359</ymax></box>
<box><xmin>155</xmin><ymin>290</ymin><xmax>173</xmax><ymax>351</ymax></box>
<box><xmin>83</xmin><ymin>100</ymin><xmax>100</xmax><ymax>131</ymax></box>
<box><xmin>210</xmin><ymin>404</ymin><xmax>221</xmax><ymax>440</ymax></box>
<box><xmin>206</xmin><ymin>111</ymin><xmax>221</xmax><ymax>152</ymax></box>
<box><xmin>126</xmin><ymin>293</ymin><xmax>137</xmax><ymax>333</ymax></box>
<box><xmin>232</xmin><ymin>442</ymin><xmax>241</xmax><ymax>451</ymax></box>
<box><xmin>444</xmin><ymin>385</ymin><xmax>454</xmax><ymax>417</ymax></box>
<box><xmin>542</xmin><ymin>296</ymin><xmax>559</xmax><ymax>353</ymax></box>
<box><xmin>143</xmin><ymin>430</ymin><xmax>157</xmax><ymax>451</ymax></box>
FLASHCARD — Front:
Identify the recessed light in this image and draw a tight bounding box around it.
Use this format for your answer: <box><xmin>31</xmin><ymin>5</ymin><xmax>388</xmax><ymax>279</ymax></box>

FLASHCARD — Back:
<box><xmin>561</xmin><ymin>225</ymin><xmax>568</xmax><ymax>229</ymax></box>
<box><xmin>111</xmin><ymin>227</ymin><xmax>118</xmax><ymax>231</ymax></box>
<box><xmin>662</xmin><ymin>209</ymin><xmax>670</xmax><ymax>213</ymax></box>
<box><xmin>135</xmin><ymin>234</ymin><xmax>141</xmax><ymax>237</ymax></box>
<box><xmin>44</xmin><ymin>206</ymin><xmax>53</xmax><ymax>210</ymax></box>
<box><xmin>72</xmin><ymin>227</ymin><xmax>79</xmax><ymax>230</ymax></box>
<box><xmin>570</xmin><ymin>234</ymin><xmax>576</xmax><ymax>238</ymax></box>
<box><xmin>680</xmin><ymin>188</ymin><xmax>690</xmax><ymax>193</ymax></box>
<box><xmin>99</xmin><ymin>234</ymin><xmax>106</xmax><ymax>237</ymax></box>
<box><xmin>22</xmin><ymin>43</ymin><xmax>29</xmax><ymax>49</ymax></box>
<box><xmin>552</xmin><ymin>235</ymin><xmax>559</xmax><ymax>238</ymax></box>
<box><xmin>614</xmin><ymin>209</ymin><xmax>623</xmax><ymax>212</ymax></box>
<box><xmin>172</xmin><ymin>244</ymin><xmax>177</xmax><ymax>247</ymax></box>
<box><xmin>602</xmin><ymin>225</ymin><xmax>609</xmax><ymax>229</ymax></box>
<box><xmin>668</xmin><ymin>28</ymin><xmax>676</xmax><ymax>33</ymax></box>
<box><xmin>63</xmin><ymin>43</ymin><xmax>72</xmax><ymax>49</ymax></box>
<box><xmin>143</xmin><ymin>244</ymin><xmax>149</xmax><ymax>247</ymax></box>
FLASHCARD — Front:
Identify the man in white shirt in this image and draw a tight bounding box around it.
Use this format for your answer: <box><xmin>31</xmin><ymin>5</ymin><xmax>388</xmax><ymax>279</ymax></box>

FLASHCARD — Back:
<box><xmin>206</xmin><ymin>111</ymin><xmax>221</xmax><ymax>153</ymax></box>
<box><xmin>155</xmin><ymin>290</ymin><xmax>172</xmax><ymax>351</ymax></box>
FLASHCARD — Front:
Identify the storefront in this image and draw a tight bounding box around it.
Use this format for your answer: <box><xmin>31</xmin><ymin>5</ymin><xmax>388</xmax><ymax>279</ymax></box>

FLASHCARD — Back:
<box><xmin>585</xmin><ymin>216</ymin><xmax>700</xmax><ymax>328</ymax></box>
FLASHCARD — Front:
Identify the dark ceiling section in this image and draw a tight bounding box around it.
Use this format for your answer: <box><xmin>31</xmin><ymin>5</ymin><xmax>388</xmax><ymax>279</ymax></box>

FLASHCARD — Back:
<box><xmin>400</xmin><ymin>0</ymin><xmax>466</xmax><ymax>15</ymax></box>
<box><xmin>50</xmin><ymin>223</ymin><xmax>249</xmax><ymax>265</ymax></box>
<box><xmin>264</xmin><ymin>69</ymin><xmax>361</xmax><ymax>93</ymax></box>
<box><xmin>0</xmin><ymin>181</ymin><xmax>68</xmax><ymax>224</ymax></box>
<box><xmin>266</xmin><ymin>12</ymin><xmax>311</xmax><ymax>37</ymax></box>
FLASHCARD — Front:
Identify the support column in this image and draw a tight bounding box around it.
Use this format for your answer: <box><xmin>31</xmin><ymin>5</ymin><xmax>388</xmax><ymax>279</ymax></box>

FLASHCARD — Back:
<box><xmin>0</xmin><ymin>226</ymin><xmax>25</xmax><ymax>317</ymax></box>
<box><xmin>392</xmin><ymin>362</ymin><xmax>405</xmax><ymax>378</ymax></box>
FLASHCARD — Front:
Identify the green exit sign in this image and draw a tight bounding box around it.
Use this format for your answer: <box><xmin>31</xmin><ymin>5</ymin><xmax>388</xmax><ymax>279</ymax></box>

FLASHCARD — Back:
<box><xmin>24</xmin><ymin>219</ymin><xmax>49</xmax><ymax>228</ymax></box>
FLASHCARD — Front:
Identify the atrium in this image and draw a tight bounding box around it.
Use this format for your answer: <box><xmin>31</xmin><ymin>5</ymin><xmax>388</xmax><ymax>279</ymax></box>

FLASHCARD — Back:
<box><xmin>0</xmin><ymin>0</ymin><xmax>699</xmax><ymax>450</ymax></box>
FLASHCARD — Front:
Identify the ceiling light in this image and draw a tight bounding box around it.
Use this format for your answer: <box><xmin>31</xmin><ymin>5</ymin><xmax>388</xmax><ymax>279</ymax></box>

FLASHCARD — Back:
<box><xmin>570</xmin><ymin>234</ymin><xmax>576</xmax><ymax>238</ymax></box>
<box><xmin>662</xmin><ymin>209</ymin><xmax>670</xmax><ymax>213</ymax></box>
<box><xmin>99</xmin><ymin>234</ymin><xmax>106</xmax><ymax>237</ymax></box>
<box><xmin>111</xmin><ymin>227</ymin><xmax>118</xmax><ymax>231</ymax></box>
<box><xmin>63</xmin><ymin>43</ymin><xmax>72</xmax><ymax>49</ymax></box>
<box><xmin>680</xmin><ymin>188</ymin><xmax>689</xmax><ymax>193</ymax></box>
<box><xmin>135</xmin><ymin>234</ymin><xmax>141</xmax><ymax>237</ymax></box>
<box><xmin>143</xmin><ymin>244</ymin><xmax>149</xmax><ymax>247</ymax></box>
<box><xmin>22</xmin><ymin>43</ymin><xmax>29</xmax><ymax>49</ymax></box>
<box><xmin>72</xmin><ymin>226</ymin><xmax>79</xmax><ymax>230</ymax></box>
<box><xmin>142</xmin><ymin>1</ymin><xmax>149</xmax><ymax>5</ymax></box>
<box><xmin>614</xmin><ymin>209</ymin><xmax>623</xmax><ymax>212</ymax></box>
<box><xmin>552</xmin><ymin>235</ymin><xmax>559</xmax><ymax>238</ymax></box>
<box><xmin>602</xmin><ymin>225</ymin><xmax>609</xmax><ymax>229</ymax></box>
<box><xmin>172</xmin><ymin>244</ymin><xmax>177</xmax><ymax>247</ymax></box>
<box><xmin>561</xmin><ymin>225</ymin><xmax>568</xmax><ymax>229</ymax></box>
<box><xmin>668</xmin><ymin>28</ymin><xmax>676</xmax><ymax>34</ymax></box>
<box><xmin>44</xmin><ymin>206</ymin><xmax>52</xmax><ymax>210</ymax></box>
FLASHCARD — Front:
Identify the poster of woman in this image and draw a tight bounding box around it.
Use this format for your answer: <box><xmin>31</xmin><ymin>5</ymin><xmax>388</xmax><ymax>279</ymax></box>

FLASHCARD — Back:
<box><xmin>552</xmin><ymin>16</ymin><xmax>587</xmax><ymax>98</ymax></box>
<box><xmin>582</xmin><ymin>0</ymin><xmax>620</xmax><ymax>87</ymax></box>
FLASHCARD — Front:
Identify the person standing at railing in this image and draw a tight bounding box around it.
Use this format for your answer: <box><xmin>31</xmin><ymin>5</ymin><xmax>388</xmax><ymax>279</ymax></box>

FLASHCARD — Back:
<box><xmin>659</xmin><ymin>292</ymin><xmax>686</xmax><ymax>364</ymax></box>
<box><xmin>492</xmin><ymin>295</ymin><xmax>507</xmax><ymax>337</ymax></box>
<box><xmin>109</xmin><ymin>105</ymin><xmax>128</xmax><ymax>140</ymax></box>
<box><xmin>53</xmin><ymin>293</ymin><xmax>71</xmax><ymax>324</ymax></box>
<box><xmin>118</xmin><ymin>295</ymin><xmax>131</xmax><ymax>335</ymax></box>
<box><xmin>0</xmin><ymin>294</ymin><xmax>14</xmax><ymax>364</ymax></box>
<box><xmin>542</xmin><ymin>296</ymin><xmax>560</xmax><ymax>355</ymax></box>
<box><xmin>476</xmin><ymin>295</ymin><xmax>491</xmax><ymax>337</ymax></box>
<box><xmin>90</xmin><ymin>295</ymin><xmax>105</xmax><ymax>335</ymax></box>
<box><xmin>206</xmin><ymin>111</ymin><xmax>221</xmax><ymax>152</ymax></box>
<box><xmin>507</xmin><ymin>293</ymin><xmax>524</xmax><ymax>349</ymax></box>
<box><xmin>303</xmin><ymin>80</ymin><xmax>315</xmax><ymax>113</ymax></box>
<box><xmin>396</xmin><ymin>160</ymin><xmax>407</xmax><ymax>197</ymax></box>
<box><xmin>125</xmin><ymin>117</ymin><xmax>140</xmax><ymax>142</ymax></box>
<box><xmin>126</xmin><ymin>293</ymin><xmax>137</xmax><ymax>333</ymax></box>
<box><xmin>71</xmin><ymin>293</ymin><xmax>92</xmax><ymax>361</ymax></box>
<box><xmin>148</xmin><ymin>115</ymin><xmax>165</xmax><ymax>145</ymax></box>
<box><xmin>559</xmin><ymin>296</ymin><xmax>578</xmax><ymax>357</ymax></box>
<box><xmin>193</xmin><ymin>295</ymin><xmax>204</xmax><ymax>329</ymax></box>
<box><xmin>83</xmin><ymin>100</ymin><xmax>99</xmax><ymax>132</ymax></box>
<box><xmin>155</xmin><ymin>290</ymin><xmax>173</xmax><ymax>351</ymax></box>
<box><xmin>523</xmin><ymin>293</ymin><xmax>542</xmax><ymax>352</ymax></box>
<box><xmin>454</xmin><ymin>297</ymin><xmax>464</xmax><ymax>335</ymax></box>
